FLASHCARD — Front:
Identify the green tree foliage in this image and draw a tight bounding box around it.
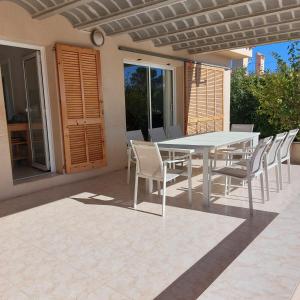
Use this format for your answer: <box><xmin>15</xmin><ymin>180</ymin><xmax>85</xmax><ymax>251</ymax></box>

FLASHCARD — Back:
<box><xmin>230</xmin><ymin>68</ymin><xmax>273</xmax><ymax>137</ymax></box>
<box><xmin>253</xmin><ymin>42</ymin><xmax>300</xmax><ymax>138</ymax></box>
<box><xmin>231</xmin><ymin>41</ymin><xmax>300</xmax><ymax>140</ymax></box>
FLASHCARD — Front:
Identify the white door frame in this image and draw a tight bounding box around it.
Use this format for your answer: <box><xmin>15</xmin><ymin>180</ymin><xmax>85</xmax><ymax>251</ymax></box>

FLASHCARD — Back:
<box><xmin>0</xmin><ymin>39</ymin><xmax>56</xmax><ymax>173</ymax></box>
<box><xmin>124</xmin><ymin>59</ymin><xmax>177</xmax><ymax>128</ymax></box>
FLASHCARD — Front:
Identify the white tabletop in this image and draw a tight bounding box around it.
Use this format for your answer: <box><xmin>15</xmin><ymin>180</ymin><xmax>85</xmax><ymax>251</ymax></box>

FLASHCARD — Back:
<box><xmin>158</xmin><ymin>131</ymin><xmax>260</xmax><ymax>150</ymax></box>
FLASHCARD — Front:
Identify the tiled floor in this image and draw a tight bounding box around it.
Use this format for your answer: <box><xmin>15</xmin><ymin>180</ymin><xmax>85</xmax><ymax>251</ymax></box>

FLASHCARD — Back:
<box><xmin>0</xmin><ymin>161</ymin><xmax>299</xmax><ymax>299</ymax></box>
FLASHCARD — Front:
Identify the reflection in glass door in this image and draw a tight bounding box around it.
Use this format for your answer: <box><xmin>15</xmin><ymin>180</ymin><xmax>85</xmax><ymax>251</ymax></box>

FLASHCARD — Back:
<box><xmin>23</xmin><ymin>52</ymin><xmax>50</xmax><ymax>171</ymax></box>
<box><xmin>124</xmin><ymin>63</ymin><xmax>174</xmax><ymax>140</ymax></box>
<box><xmin>124</xmin><ymin>64</ymin><xmax>149</xmax><ymax>139</ymax></box>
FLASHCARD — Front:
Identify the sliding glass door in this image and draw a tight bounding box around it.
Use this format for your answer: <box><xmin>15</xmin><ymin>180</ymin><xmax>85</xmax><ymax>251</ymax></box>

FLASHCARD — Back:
<box><xmin>23</xmin><ymin>52</ymin><xmax>50</xmax><ymax>171</ymax></box>
<box><xmin>124</xmin><ymin>63</ymin><xmax>174</xmax><ymax>140</ymax></box>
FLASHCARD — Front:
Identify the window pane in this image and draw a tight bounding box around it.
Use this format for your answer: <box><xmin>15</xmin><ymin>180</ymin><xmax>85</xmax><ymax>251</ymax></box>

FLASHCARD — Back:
<box><xmin>151</xmin><ymin>68</ymin><xmax>173</xmax><ymax>131</ymax></box>
<box><xmin>124</xmin><ymin>64</ymin><xmax>174</xmax><ymax>140</ymax></box>
<box><xmin>151</xmin><ymin>68</ymin><xmax>164</xmax><ymax>129</ymax></box>
<box><xmin>124</xmin><ymin>64</ymin><xmax>149</xmax><ymax>139</ymax></box>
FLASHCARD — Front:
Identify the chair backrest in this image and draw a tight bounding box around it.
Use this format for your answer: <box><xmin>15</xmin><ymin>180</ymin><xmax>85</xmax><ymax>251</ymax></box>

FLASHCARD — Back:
<box><xmin>250</xmin><ymin>136</ymin><xmax>273</xmax><ymax>175</ymax></box>
<box><xmin>131</xmin><ymin>140</ymin><xmax>163</xmax><ymax>179</ymax></box>
<box><xmin>280</xmin><ymin>129</ymin><xmax>299</xmax><ymax>160</ymax></box>
<box><xmin>231</xmin><ymin>124</ymin><xmax>254</xmax><ymax>132</ymax></box>
<box><xmin>167</xmin><ymin>125</ymin><xmax>183</xmax><ymax>139</ymax></box>
<box><xmin>267</xmin><ymin>132</ymin><xmax>287</xmax><ymax>166</ymax></box>
<box><xmin>126</xmin><ymin>130</ymin><xmax>144</xmax><ymax>145</ymax></box>
<box><xmin>148</xmin><ymin>127</ymin><xmax>167</xmax><ymax>142</ymax></box>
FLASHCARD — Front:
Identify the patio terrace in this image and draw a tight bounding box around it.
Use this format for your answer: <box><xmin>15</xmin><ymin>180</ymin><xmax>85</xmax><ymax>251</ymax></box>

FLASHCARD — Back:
<box><xmin>0</xmin><ymin>160</ymin><xmax>299</xmax><ymax>299</ymax></box>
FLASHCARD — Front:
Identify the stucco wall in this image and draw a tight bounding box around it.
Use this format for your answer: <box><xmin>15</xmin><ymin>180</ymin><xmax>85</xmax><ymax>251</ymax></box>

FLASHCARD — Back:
<box><xmin>0</xmin><ymin>1</ymin><xmax>231</xmax><ymax>201</ymax></box>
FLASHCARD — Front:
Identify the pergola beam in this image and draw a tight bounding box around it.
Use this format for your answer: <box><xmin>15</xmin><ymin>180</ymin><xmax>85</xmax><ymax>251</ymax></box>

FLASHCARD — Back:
<box><xmin>188</xmin><ymin>30</ymin><xmax>300</xmax><ymax>55</ymax></box>
<box><xmin>131</xmin><ymin>2</ymin><xmax>300</xmax><ymax>43</ymax></box>
<box><xmin>155</xmin><ymin>11</ymin><xmax>300</xmax><ymax>48</ymax></box>
<box><xmin>104</xmin><ymin>0</ymin><xmax>252</xmax><ymax>36</ymax></box>
<box><xmin>33</xmin><ymin>0</ymin><xmax>91</xmax><ymax>19</ymax></box>
<box><xmin>172</xmin><ymin>19</ymin><xmax>300</xmax><ymax>51</ymax></box>
<box><xmin>76</xmin><ymin>0</ymin><xmax>184</xmax><ymax>30</ymax></box>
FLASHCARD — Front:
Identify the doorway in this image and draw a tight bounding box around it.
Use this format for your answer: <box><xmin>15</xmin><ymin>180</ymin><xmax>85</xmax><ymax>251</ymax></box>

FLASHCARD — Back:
<box><xmin>0</xmin><ymin>44</ymin><xmax>51</xmax><ymax>181</ymax></box>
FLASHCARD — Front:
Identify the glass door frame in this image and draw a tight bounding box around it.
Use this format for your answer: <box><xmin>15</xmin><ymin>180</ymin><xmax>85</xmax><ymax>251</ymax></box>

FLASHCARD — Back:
<box><xmin>23</xmin><ymin>51</ymin><xmax>51</xmax><ymax>171</ymax></box>
<box><xmin>124</xmin><ymin>59</ymin><xmax>177</xmax><ymax>132</ymax></box>
<box><xmin>0</xmin><ymin>39</ymin><xmax>56</xmax><ymax>176</ymax></box>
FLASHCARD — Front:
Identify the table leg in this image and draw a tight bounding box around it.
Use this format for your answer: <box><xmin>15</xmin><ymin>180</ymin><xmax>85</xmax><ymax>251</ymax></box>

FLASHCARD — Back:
<box><xmin>202</xmin><ymin>149</ymin><xmax>210</xmax><ymax>206</ymax></box>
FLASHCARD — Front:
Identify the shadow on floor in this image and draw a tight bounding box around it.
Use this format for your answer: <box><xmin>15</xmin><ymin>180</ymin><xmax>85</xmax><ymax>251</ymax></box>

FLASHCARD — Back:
<box><xmin>0</xmin><ymin>168</ymin><xmax>279</xmax><ymax>299</ymax></box>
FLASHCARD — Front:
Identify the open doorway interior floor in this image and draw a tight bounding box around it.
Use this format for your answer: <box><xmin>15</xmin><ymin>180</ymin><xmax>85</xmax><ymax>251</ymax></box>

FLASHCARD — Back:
<box><xmin>13</xmin><ymin>166</ymin><xmax>48</xmax><ymax>181</ymax></box>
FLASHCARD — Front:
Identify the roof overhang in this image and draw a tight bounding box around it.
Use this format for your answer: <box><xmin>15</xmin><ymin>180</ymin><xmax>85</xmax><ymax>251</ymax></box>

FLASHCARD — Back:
<box><xmin>8</xmin><ymin>0</ymin><xmax>300</xmax><ymax>55</ymax></box>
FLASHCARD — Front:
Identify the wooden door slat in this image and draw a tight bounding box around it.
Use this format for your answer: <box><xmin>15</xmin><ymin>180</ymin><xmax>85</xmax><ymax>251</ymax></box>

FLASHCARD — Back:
<box><xmin>184</xmin><ymin>62</ymin><xmax>224</xmax><ymax>135</ymax></box>
<box><xmin>56</xmin><ymin>43</ymin><xmax>106</xmax><ymax>173</ymax></box>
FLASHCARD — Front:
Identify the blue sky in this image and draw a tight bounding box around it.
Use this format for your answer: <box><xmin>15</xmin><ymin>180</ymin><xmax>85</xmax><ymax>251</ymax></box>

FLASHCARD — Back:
<box><xmin>248</xmin><ymin>40</ymin><xmax>299</xmax><ymax>73</ymax></box>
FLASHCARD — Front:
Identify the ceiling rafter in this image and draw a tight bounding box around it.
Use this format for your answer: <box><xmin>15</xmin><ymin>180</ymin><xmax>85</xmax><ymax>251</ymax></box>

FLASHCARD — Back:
<box><xmin>171</xmin><ymin>19</ymin><xmax>300</xmax><ymax>51</ymax></box>
<box><xmin>188</xmin><ymin>30</ymin><xmax>300</xmax><ymax>55</ymax></box>
<box><xmin>153</xmin><ymin>7</ymin><xmax>300</xmax><ymax>48</ymax></box>
<box><xmin>33</xmin><ymin>0</ymin><xmax>93</xmax><ymax>19</ymax></box>
<box><xmin>75</xmin><ymin>0</ymin><xmax>184</xmax><ymax>30</ymax></box>
<box><xmin>130</xmin><ymin>1</ymin><xmax>300</xmax><ymax>43</ymax></box>
<box><xmin>179</xmin><ymin>24</ymin><xmax>300</xmax><ymax>52</ymax></box>
<box><xmin>104</xmin><ymin>0</ymin><xmax>253</xmax><ymax>36</ymax></box>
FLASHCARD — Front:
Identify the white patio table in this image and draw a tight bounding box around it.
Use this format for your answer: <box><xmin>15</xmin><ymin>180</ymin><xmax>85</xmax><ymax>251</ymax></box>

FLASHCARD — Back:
<box><xmin>158</xmin><ymin>131</ymin><xmax>260</xmax><ymax>206</ymax></box>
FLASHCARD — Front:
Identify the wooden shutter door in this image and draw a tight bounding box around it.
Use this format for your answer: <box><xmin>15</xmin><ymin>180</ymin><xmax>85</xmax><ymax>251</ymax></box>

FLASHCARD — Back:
<box><xmin>56</xmin><ymin>44</ymin><xmax>106</xmax><ymax>173</ymax></box>
<box><xmin>214</xmin><ymin>69</ymin><xmax>224</xmax><ymax>131</ymax></box>
<box><xmin>184</xmin><ymin>61</ymin><xmax>198</xmax><ymax>135</ymax></box>
<box><xmin>197</xmin><ymin>65</ymin><xmax>208</xmax><ymax>133</ymax></box>
<box><xmin>184</xmin><ymin>62</ymin><xmax>224</xmax><ymax>134</ymax></box>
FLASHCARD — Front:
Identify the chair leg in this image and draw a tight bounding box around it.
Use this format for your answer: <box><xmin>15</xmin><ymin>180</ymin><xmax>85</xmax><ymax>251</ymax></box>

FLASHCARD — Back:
<box><xmin>278</xmin><ymin>160</ymin><xmax>283</xmax><ymax>190</ymax></box>
<box><xmin>162</xmin><ymin>178</ymin><xmax>167</xmax><ymax>217</ymax></box>
<box><xmin>225</xmin><ymin>176</ymin><xmax>228</xmax><ymax>196</ymax></box>
<box><xmin>127</xmin><ymin>158</ymin><xmax>131</xmax><ymax>184</ymax></box>
<box><xmin>275</xmin><ymin>166</ymin><xmax>280</xmax><ymax>193</ymax></box>
<box><xmin>228</xmin><ymin>175</ymin><xmax>232</xmax><ymax>196</ymax></box>
<box><xmin>264</xmin><ymin>165</ymin><xmax>270</xmax><ymax>202</ymax></box>
<box><xmin>224</xmin><ymin>154</ymin><xmax>229</xmax><ymax>196</ymax></box>
<box><xmin>157</xmin><ymin>180</ymin><xmax>161</xmax><ymax>196</ymax></box>
<box><xmin>247</xmin><ymin>177</ymin><xmax>254</xmax><ymax>215</ymax></box>
<box><xmin>188</xmin><ymin>154</ymin><xmax>192</xmax><ymax>206</ymax></box>
<box><xmin>134</xmin><ymin>175</ymin><xmax>139</xmax><ymax>209</ymax></box>
<box><xmin>288</xmin><ymin>158</ymin><xmax>291</xmax><ymax>184</ymax></box>
<box><xmin>260</xmin><ymin>173</ymin><xmax>265</xmax><ymax>203</ymax></box>
<box><xmin>228</xmin><ymin>154</ymin><xmax>232</xmax><ymax>193</ymax></box>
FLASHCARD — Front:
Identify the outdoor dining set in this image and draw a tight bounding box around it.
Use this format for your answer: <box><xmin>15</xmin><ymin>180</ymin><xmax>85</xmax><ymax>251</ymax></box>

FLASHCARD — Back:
<box><xmin>126</xmin><ymin>125</ymin><xmax>299</xmax><ymax>216</ymax></box>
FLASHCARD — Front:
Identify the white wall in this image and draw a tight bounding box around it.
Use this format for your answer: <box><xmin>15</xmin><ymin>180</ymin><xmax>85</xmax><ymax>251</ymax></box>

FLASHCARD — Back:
<box><xmin>0</xmin><ymin>1</ymin><xmax>231</xmax><ymax>201</ymax></box>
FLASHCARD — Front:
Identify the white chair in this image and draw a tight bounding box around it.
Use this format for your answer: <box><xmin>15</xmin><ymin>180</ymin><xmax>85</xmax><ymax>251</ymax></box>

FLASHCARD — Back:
<box><xmin>211</xmin><ymin>137</ymin><xmax>273</xmax><ymax>214</ymax></box>
<box><xmin>231</xmin><ymin>124</ymin><xmax>255</xmax><ymax>132</ymax></box>
<box><xmin>131</xmin><ymin>140</ymin><xmax>192</xmax><ymax>217</ymax></box>
<box><xmin>167</xmin><ymin>125</ymin><xmax>184</xmax><ymax>139</ymax></box>
<box><xmin>278</xmin><ymin>129</ymin><xmax>299</xmax><ymax>187</ymax></box>
<box><xmin>126</xmin><ymin>130</ymin><xmax>144</xmax><ymax>184</ymax></box>
<box><xmin>148</xmin><ymin>127</ymin><xmax>167</xmax><ymax>142</ymax></box>
<box><xmin>263</xmin><ymin>132</ymin><xmax>287</xmax><ymax>201</ymax></box>
<box><xmin>214</xmin><ymin>123</ymin><xmax>255</xmax><ymax>167</ymax></box>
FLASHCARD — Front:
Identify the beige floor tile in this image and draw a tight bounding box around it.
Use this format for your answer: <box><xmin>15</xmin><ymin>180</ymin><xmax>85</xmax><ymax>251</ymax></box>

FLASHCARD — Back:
<box><xmin>0</xmin><ymin>277</ymin><xmax>29</xmax><ymax>300</ymax></box>
<box><xmin>0</xmin><ymin>164</ymin><xmax>299</xmax><ymax>299</ymax></box>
